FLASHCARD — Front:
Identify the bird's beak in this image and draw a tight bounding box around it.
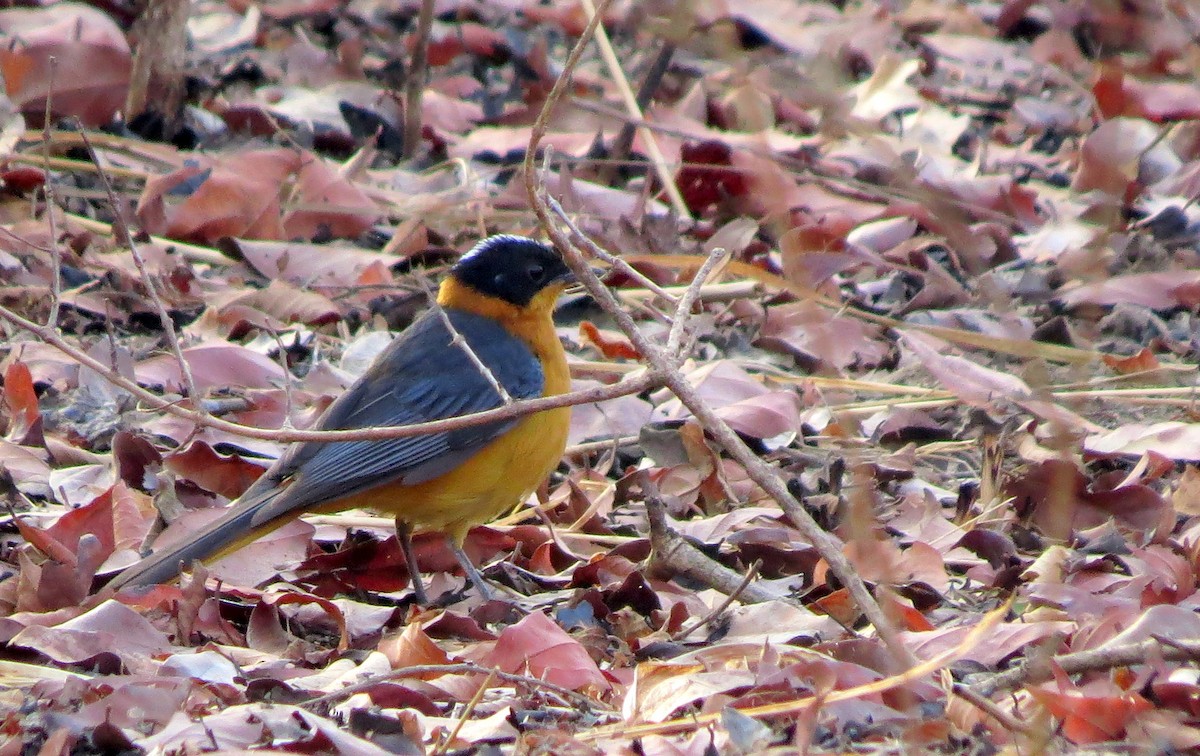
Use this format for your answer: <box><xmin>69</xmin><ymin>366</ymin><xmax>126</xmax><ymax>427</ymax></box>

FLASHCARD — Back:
<box><xmin>554</xmin><ymin>265</ymin><xmax>608</xmax><ymax>292</ymax></box>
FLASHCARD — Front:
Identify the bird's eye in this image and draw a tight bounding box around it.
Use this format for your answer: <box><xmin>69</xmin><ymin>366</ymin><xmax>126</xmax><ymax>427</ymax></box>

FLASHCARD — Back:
<box><xmin>527</xmin><ymin>264</ymin><xmax>545</xmax><ymax>283</ymax></box>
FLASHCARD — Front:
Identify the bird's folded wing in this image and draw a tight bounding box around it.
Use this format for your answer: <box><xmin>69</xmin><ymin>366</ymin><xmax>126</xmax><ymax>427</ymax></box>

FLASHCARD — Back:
<box><xmin>247</xmin><ymin>309</ymin><xmax>545</xmax><ymax>526</ymax></box>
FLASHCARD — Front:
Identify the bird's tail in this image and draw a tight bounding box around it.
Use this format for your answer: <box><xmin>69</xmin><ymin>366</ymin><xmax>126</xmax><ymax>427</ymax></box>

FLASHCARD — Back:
<box><xmin>104</xmin><ymin>493</ymin><xmax>284</xmax><ymax>591</ymax></box>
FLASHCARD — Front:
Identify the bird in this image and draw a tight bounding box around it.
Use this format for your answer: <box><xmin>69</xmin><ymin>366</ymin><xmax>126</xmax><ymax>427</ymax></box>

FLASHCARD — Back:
<box><xmin>106</xmin><ymin>235</ymin><xmax>574</xmax><ymax>602</ymax></box>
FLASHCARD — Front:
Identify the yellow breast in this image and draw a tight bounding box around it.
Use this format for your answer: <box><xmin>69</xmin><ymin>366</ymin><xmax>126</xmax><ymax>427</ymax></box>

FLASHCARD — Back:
<box><xmin>339</xmin><ymin>279</ymin><xmax>572</xmax><ymax>543</ymax></box>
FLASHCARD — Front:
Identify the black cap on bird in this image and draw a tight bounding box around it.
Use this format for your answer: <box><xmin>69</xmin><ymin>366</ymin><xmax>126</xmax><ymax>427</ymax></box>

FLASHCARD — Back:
<box><xmin>451</xmin><ymin>234</ymin><xmax>574</xmax><ymax>306</ymax></box>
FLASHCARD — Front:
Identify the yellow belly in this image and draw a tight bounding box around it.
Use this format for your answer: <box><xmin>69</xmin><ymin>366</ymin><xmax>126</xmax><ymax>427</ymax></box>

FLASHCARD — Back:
<box><xmin>329</xmin><ymin>404</ymin><xmax>570</xmax><ymax>542</ymax></box>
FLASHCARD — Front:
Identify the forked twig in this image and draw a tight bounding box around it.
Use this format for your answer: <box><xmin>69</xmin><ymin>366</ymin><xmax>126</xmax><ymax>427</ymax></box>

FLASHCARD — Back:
<box><xmin>642</xmin><ymin>472</ymin><xmax>785</xmax><ymax>605</ymax></box>
<box><xmin>542</xmin><ymin>169</ymin><xmax>677</xmax><ymax>304</ymax></box>
<box><xmin>519</xmin><ymin>0</ymin><xmax>915</xmax><ymax>670</ymax></box>
<box><xmin>665</xmin><ymin>245</ymin><xmax>729</xmax><ymax>356</ymax></box>
<box><xmin>544</xmin><ymin>208</ymin><xmax>913</xmax><ymax>663</ymax></box>
<box><xmin>671</xmin><ymin>559</ymin><xmax>763</xmax><ymax>640</ymax></box>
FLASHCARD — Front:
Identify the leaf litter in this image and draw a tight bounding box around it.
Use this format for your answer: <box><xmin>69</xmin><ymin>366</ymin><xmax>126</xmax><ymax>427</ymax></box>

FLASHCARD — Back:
<box><xmin>1</xmin><ymin>0</ymin><xmax>1200</xmax><ymax>752</ymax></box>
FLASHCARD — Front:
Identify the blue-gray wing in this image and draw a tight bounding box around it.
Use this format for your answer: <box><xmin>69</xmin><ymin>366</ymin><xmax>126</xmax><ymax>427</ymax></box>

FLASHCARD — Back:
<box><xmin>245</xmin><ymin>309</ymin><xmax>543</xmax><ymax>526</ymax></box>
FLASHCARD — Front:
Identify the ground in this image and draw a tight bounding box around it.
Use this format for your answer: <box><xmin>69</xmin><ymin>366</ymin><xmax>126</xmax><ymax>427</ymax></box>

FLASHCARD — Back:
<box><xmin>2</xmin><ymin>0</ymin><xmax>1200</xmax><ymax>752</ymax></box>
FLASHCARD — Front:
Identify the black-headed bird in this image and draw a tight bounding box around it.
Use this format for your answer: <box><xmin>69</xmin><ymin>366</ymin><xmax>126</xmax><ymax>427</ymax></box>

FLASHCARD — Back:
<box><xmin>107</xmin><ymin>236</ymin><xmax>573</xmax><ymax>602</ymax></box>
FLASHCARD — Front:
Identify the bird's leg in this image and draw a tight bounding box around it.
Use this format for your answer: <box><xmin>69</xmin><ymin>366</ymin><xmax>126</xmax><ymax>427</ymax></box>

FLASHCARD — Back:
<box><xmin>448</xmin><ymin>536</ymin><xmax>494</xmax><ymax>600</ymax></box>
<box><xmin>394</xmin><ymin>518</ymin><xmax>429</xmax><ymax>604</ymax></box>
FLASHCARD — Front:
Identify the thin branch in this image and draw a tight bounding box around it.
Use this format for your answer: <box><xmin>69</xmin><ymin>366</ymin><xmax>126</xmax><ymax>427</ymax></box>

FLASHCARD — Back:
<box><xmin>671</xmin><ymin>559</ymin><xmax>763</xmax><ymax>640</ymax></box>
<box><xmin>544</xmin><ymin>190</ymin><xmax>678</xmax><ymax>305</ymax></box>
<box><xmin>550</xmin><ymin>192</ymin><xmax>726</xmax><ymax>357</ymax></box>
<box><xmin>667</xmin><ymin>245</ymin><xmax>728</xmax><ymax>358</ymax></box>
<box><xmin>266</xmin><ymin>327</ymin><xmax>298</xmax><ymax>430</ymax></box>
<box><xmin>643</xmin><ymin>472</ymin><xmax>785</xmax><ymax>605</ymax></box>
<box><xmin>432</xmin><ymin>667</ymin><xmax>495</xmax><ymax>756</ymax></box>
<box><xmin>950</xmin><ymin>683</ymin><xmax>1034</xmax><ymax>736</ymax></box>
<box><xmin>974</xmin><ymin>636</ymin><xmax>1200</xmax><ymax>697</ymax></box>
<box><xmin>64</xmin><ymin>212</ymin><xmax>230</xmax><ymax>265</ymax></box>
<box><xmin>418</xmin><ymin>276</ymin><xmax>512</xmax><ymax>404</ymax></box>
<box><xmin>599</xmin><ymin>40</ymin><xmax>675</xmax><ymax>185</ymax></box>
<box><xmin>536</xmin><ymin>204</ymin><xmax>918</xmax><ymax>668</ymax></box>
<box><xmin>403</xmin><ymin>0</ymin><xmax>435</xmax><ymax>160</ymax></box>
<box><xmin>75</xmin><ymin>126</ymin><xmax>202</xmax><ymax>409</ymax></box>
<box><xmin>41</xmin><ymin>57</ymin><xmax>62</xmax><ymax>332</ymax></box>
<box><xmin>563</xmin><ymin>434</ymin><xmax>639</xmax><ymax>457</ymax></box>
<box><xmin>521</xmin><ymin>0</ymin><xmax>612</xmax><ymax>216</ymax></box>
<box><xmin>0</xmin><ymin>300</ymin><xmax>660</xmax><ymax>443</ymax></box>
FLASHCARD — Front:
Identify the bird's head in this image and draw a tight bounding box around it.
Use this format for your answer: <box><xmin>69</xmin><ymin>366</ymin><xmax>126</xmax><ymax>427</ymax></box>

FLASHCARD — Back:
<box><xmin>444</xmin><ymin>235</ymin><xmax>574</xmax><ymax>314</ymax></box>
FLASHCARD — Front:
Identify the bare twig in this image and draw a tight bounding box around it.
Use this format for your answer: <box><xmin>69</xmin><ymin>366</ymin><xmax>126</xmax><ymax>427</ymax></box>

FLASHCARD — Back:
<box><xmin>643</xmin><ymin>472</ymin><xmax>785</xmax><ymax>605</ymax></box>
<box><xmin>64</xmin><ymin>212</ymin><xmax>230</xmax><ymax>265</ymax></box>
<box><xmin>950</xmin><ymin>683</ymin><xmax>1034</xmax><ymax>735</ymax></box>
<box><xmin>563</xmin><ymin>434</ymin><xmax>639</xmax><ymax>457</ymax></box>
<box><xmin>403</xmin><ymin>0</ymin><xmax>435</xmax><ymax>160</ymax></box>
<box><xmin>76</xmin><ymin>126</ymin><xmax>202</xmax><ymax>409</ymax></box>
<box><xmin>622</xmin><ymin>252</ymin><xmax>1100</xmax><ymax>366</ymax></box>
<box><xmin>975</xmin><ymin>636</ymin><xmax>1200</xmax><ymax>697</ymax></box>
<box><xmin>1152</xmin><ymin>633</ymin><xmax>1200</xmax><ymax>657</ymax></box>
<box><xmin>41</xmin><ymin>57</ymin><xmax>62</xmax><ymax>332</ymax></box>
<box><xmin>666</xmin><ymin>245</ymin><xmax>728</xmax><ymax>358</ymax></box>
<box><xmin>551</xmin><ymin>192</ymin><xmax>726</xmax><ymax>361</ymax></box>
<box><xmin>0</xmin><ymin>300</ymin><xmax>659</xmax><ymax>443</ymax></box>
<box><xmin>619</xmin><ymin>279</ymin><xmax>759</xmax><ymax>305</ymax></box>
<box><xmin>599</xmin><ymin>41</ymin><xmax>675</xmax><ymax>185</ymax></box>
<box><xmin>433</xmin><ymin>666</ymin><xmax>496</xmax><ymax>756</ymax></box>
<box><xmin>577</xmin><ymin>0</ymin><xmax>689</xmax><ymax>217</ymax></box>
<box><xmin>299</xmin><ymin>662</ymin><xmax>608</xmax><ymax>712</ymax></box>
<box><xmin>541</xmin><ymin>211</ymin><xmax>917</xmax><ymax>667</ymax></box>
<box><xmin>520</xmin><ymin>13</ymin><xmax>913</xmax><ymax>668</ymax></box>
<box><xmin>418</xmin><ymin>276</ymin><xmax>512</xmax><ymax>404</ymax></box>
<box><xmin>543</xmin><ymin>175</ymin><xmax>677</xmax><ymax>304</ymax></box>
<box><xmin>671</xmin><ymin>559</ymin><xmax>763</xmax><ymax>640</ymax></box>
<box><xmin>266</xmin><ymin>327</ymin><xmax>298</xmax><ymax>430</ymax></box>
